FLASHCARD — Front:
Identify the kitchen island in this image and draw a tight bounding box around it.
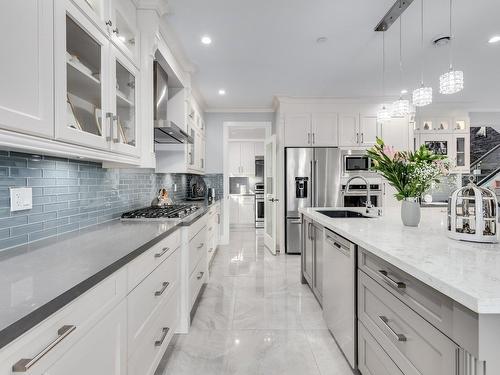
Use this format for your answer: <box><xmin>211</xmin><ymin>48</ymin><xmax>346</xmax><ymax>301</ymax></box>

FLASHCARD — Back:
<box><xmin>300</xmin><ymin>206</ymin><xmax>500</xmax><ymax>374</ymax></box>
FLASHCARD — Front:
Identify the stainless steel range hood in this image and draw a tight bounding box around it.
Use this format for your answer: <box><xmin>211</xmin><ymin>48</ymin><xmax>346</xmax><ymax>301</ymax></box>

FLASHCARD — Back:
<box><xmin>153</xmin><ymin>60</ymin><xmax>193</xmax><ymax>144</ymax></box>
<box><xmin>154</xmin><ymin>120</ymin><xmax>193</xmax><ymax>144</ymax></box>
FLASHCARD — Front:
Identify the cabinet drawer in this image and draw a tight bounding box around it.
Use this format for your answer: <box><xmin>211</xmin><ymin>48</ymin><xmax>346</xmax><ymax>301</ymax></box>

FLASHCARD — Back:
<box><xmin>188</xmin><ymin>214</ymin><xmax>207</xmax><ymax>240</ymax></box>
<box><xmin>127</xmin><ymin>248</ymin><xmax>179</xmax><ymax>354</ymax></box>
<box><xmin>358</xmin><ymin>248</ymin><xmax>454</xmax><ymax>335</ymax></box>
<box><xmin>358</xmin><ymin>321</ymin><xmax>404</xmax><ymax>375</ymax></box>
<box><xmin>189</xmin><ymin>227</ymin><xmax>207</xmax><ymax>276</ymax></box>
<box><xmin>0</xmin><ymin>269</ymin><xmax>126</xmax><ymax>374</ymax></box>
<box><xmin>358</xmin><ymin>271</ymin><xmax>458</xmax><ymax>375</ymax></box>
<box><xmin>189</xmin><ymin>257</ymin><xmax>207</xmax><ymax>311</ymax></box>
<box><xmin>127</xmin><ymin>229</ymin><xmax>181</xmax><ymax>291</ymax></box>
<box><xmin>128</xmin><ymin>288</ymin><xmax>179</xmax><ymax>375</ymax></box>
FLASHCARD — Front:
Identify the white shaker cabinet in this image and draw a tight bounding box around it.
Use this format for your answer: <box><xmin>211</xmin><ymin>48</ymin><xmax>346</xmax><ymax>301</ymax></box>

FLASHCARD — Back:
<box><xmin>339</xmin><ymin>114</ymin><xmax>359</xmax><ymax>147</ymax></box>
<box><xmin>228</xmin><ymin>142</ymin><xmax>256</xmax><ymax>176</ymax></box>
<box><xmin>228</xmin><ymin>142</ymin><xmax>242</xmax><ymax>175</ymax></box>
<box><xmin>0</xmin><ymin>1</ymin><xmax>54</xmax><ymax>138</ymax></box>
<box><xmin>312</xmin><ymin>113</ymin><xmax>339</xmax><ymax>146</ymax></box>
<box><xmin>379</xmin><ymin>117</ymin><xmax>411</xmax><ymax>151</ymax></box>
<box><xmin>359</xmin><ymin>115</ymin><xmax>378</xmax><ymax>146</ymax></box>
<box><xmin>229</xmin><ymin>195</ymin><xmax>255</xmax><ymax>225</ymax></box>
<box><xmin>339</xmin><ymin>114</ymin><xmax>379</xmax><ymax>147</ymax></box>
<box><xmin>284</xmin><ymin>114</ymin><xmax>312</xmax><ymax>146</ymax></box>
<box><xmin>43</xmin><ymin>300</ymin><xmax>127</xmax><ymax>375</ymax></box>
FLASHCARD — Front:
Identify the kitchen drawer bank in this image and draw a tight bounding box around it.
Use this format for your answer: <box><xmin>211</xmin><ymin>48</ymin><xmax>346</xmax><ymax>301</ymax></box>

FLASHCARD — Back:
<box><xmin>0</xmin><ymin>204</ymin><xmax>217</xmax><ymax>375</ymax></box>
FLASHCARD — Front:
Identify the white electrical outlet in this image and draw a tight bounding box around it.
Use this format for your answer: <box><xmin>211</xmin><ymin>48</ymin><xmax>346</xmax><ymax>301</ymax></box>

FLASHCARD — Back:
<box><xmin>10</xmin><ymin>187</ymin><xmax>33</xmax><ymax>212</ymax></box>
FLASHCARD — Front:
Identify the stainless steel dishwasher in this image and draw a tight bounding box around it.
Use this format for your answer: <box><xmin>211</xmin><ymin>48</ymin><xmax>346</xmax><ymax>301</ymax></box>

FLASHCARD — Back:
<box><xmin>323</xmin><ymin>229</ymin><xmax>357</xmax><ymax>370</ymax></box>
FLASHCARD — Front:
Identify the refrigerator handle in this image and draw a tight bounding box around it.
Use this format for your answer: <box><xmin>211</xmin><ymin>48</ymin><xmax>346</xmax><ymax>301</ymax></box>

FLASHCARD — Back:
<box><xmin>314</xmin><ymin>159</ymin><xmax>318</xmax><ymax>207</ymax></box>
<box><xmin>310</xmin><ymin>160</ymin><xmax>314</xmax><ymax>207</ymax></box>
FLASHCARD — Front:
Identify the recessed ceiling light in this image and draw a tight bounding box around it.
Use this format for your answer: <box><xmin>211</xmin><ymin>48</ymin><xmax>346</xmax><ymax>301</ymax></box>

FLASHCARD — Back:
<box><xmin>401</xmin><ymin>89</ymin><xmax>408</xmax><ymax>94</ymax></box>
<box><xmin>201</xmin><ymin>36</ymin><xmax>212</xmax><ymax>45</ymax></box>
<box><xmin>316</xmin><ymin>37</ymin><xmax>328</xmax><ymax>44</ymax></box>
<box><xmin>218</xmin><ymin>89</ymin><xmax>226</xmax><ymax>95</ymax></box>
<box><xmin>488</xmin><ymin>35</ymin><xmax>500</xmax><ymax>44</ymax></box>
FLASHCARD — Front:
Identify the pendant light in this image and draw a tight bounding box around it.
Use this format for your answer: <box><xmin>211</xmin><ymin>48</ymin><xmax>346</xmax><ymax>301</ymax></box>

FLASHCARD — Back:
<box><xmin>393</xmin><ymin>13</ymin><xmax>410</xmax><ymax>116</ymax></box>
<box><xmin>377</xmin><ymin>31</ymin><xmax>391</xmax><ymax>122</ymax></box>
<box><xmin>413</xmin><ymin>0</ymin><xmax>433</xmax><ymax>107</ymax></box>
<box><xmin>439</xmin><ymin>0</ymin><xmax>464</xmax><ymax>94</ymax></box>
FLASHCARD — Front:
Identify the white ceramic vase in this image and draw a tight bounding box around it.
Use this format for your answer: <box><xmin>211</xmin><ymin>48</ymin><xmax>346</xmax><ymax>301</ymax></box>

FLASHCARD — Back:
<box><xmin>401</xmin><ymin>197</ymin><xmax>421</xmax><ymax>227</ymax></box>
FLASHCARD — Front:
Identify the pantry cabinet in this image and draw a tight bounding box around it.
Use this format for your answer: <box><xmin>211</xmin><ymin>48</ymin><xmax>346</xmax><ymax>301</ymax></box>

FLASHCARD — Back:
<box><xmin>230</xmin><ymin>195</ymin><xmax>255</xmax><ymax>225</ymax></box>
<box><xmin>0</xmin><ymin>1</ymin><xmax>54</xmax><ymax>138</ymax></box>
<box><xmin>228</xmin><ymin>141</ymin><xmax>257</xmax><ymax>176</ymax></box>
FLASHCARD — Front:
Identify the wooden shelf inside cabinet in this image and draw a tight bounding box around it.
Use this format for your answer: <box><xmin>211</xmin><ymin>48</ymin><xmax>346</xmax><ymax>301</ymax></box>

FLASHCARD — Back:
<box><xmin>116</xmin><ymin>90</ymin><xmax>134</xmax><ymax>107</ymax></box>
<box><xmin>67</xmin><ymin>60</ymin><xmax>101</xmax><ymax>106</ymax></box>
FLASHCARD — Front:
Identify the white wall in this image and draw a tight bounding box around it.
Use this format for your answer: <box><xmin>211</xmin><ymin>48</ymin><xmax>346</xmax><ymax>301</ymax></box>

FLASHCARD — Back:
<box><xmin>204</xmin><ymin>112</ymin><xmax>275</xmax><ymax>173</ymax></box>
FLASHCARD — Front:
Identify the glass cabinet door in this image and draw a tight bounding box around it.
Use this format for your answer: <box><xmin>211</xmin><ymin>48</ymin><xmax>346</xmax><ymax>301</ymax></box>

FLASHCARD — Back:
<box><xmin>110</xmin><ymin>3</ymin><xmax>139</xmax><ymax>65</ymax></box>
<box><xmin>55</xmin><ymin>1</ymin><xmax>110</xmax><ymax>150</ymax></box>
<box><xmin>110</xmin><ymin>46</ymin><xmax>139</xmax><ymax>156</ymax></box>
<box><xmin>72</xmin><ymin>0</ymin><xmax>110</xmax><ymax>32</ymax></box>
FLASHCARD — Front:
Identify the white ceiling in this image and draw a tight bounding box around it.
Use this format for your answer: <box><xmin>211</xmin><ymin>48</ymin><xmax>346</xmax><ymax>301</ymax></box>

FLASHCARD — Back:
<box><xmin>164</xmin><ymin>0</ymin><xmax>500</xmax><ymax>111</ymax></box>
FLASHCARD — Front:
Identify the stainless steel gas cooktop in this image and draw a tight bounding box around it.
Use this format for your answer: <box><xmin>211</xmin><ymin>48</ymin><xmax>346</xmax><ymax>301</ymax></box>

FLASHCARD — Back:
<box><xmin>121</xmin><ymin>205</ymin><xmax>200</xmax><ymax>220</ymax></box>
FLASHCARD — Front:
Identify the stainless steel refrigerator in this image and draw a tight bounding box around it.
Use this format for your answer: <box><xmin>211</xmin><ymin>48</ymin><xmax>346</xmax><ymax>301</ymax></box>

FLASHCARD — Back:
<box><xmin>285</xmin><ymin>147</ymin><xmax>342</xmax><ymax>254</ymax></box>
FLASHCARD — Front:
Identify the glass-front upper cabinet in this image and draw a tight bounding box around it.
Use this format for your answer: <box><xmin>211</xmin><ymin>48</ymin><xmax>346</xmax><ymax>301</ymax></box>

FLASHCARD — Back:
<box><xmin>109</xmin><ymin>1</ymin><xmax>139</xmax><ymax>65</ymax></box>
<box><xmin>55</xmin><ymin>1</ymin><xmax>110</xmax><ymax>150</ymax></box>
<box><xmin>72</xmin><ymin>0</ymin><xmax>110</xmax><ymax>32</ymax></box>
<box><xmin>110</xmin><ymin>46</ymin><xmax>139</xmax><ymax>155</ymax></box>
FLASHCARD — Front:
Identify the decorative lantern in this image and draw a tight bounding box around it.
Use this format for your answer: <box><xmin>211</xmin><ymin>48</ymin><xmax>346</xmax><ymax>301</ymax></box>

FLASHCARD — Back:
<box><xmin>447</xmin><ymin>178</ymin><xmax>498</xmax><ymax>243</ymax></box>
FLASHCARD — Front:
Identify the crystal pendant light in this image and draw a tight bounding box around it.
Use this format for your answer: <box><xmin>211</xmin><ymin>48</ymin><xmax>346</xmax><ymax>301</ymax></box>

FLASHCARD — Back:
<box><xmin>377</xmin><ymin>31</ymin><xmax>391</xmax><ymax>123</ymax></box>
<box><xmin>439</xmin><ymin>0</ymin><xmax>464</xmax><ymax>94</ymax></box>
<box><xmin>392</xmin><ymin>17</ymin><xmax>410</xmax><ymax>116</ymax></box>
<box><xmin>413</xmin><ymin>0</ymin><xmax>432</xmax><ymax>107</ymax></box>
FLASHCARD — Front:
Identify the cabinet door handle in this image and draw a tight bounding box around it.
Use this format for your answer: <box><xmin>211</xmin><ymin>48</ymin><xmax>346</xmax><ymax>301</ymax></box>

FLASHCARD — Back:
<box><xmin>197</xmin><ymin>243</ymin><xmax>204</xmax><ymax>249</ymax></box>
<box><xmin>154</xmin><ymin>281</ymin><xmax>170</xmax><ymax>296</ymax></box>
<box><xmin>217</xmin><ymin>214</ymin><xmax>220</xmax><ymax>224</ymax></box>
<box><xmin>379</xmin><ymin>316</ymin><xmax>407</xmax><ymax>342</ymax></box>
<box><xmin>12</xmin><ymin>325</ymin><xmax>76</xmax><ymax>372</ymax></box>
<box><xmin>105</xmin><ymin>20</ymin><xmax>113</xmax><ymax>27</ymax></box>
<box><xmin>361</xmin><ymin>132</ymin><xmax>364</xmax><ymax>144</ymax></box>
<box><xmin>154</xmin><ymin>327</ymin><xmax>170</xmax><ymax>347</ymax></box>
<box><xmin>105</xmin><ymin>112</ymin><xmax>113</xmax><ymax>141</ymax></box>
<box><xmin>208</xmin><ymin>247</ymin><xmax>214</xmax><ymax>253</ymax></box>
<box><xmin>112</xmin><ymin>115</ymin><xmax>119</xmax><ymax>143</ymax></box>
<box><xmin>197</xmin><ymin>271</ymin><xmax>205</xmax><ymax>280</ymax></box>
<box><xmin>356</xmin><ymin>132</ymin><xmax>359</xmax><ymax>143</ymax></box>
<box><xmin>312</xmin><ymin>133</ymin><xmax>316</xmax><ymax>144</ymax></box>
<box><xmin>307</xmin><ymin>132</ymin><xmax>311</xmax><ymax>144</ymax></box>
<box><xmin>378</xmin><ymin>270</ymin><xmax>406</xmax><ymax>289</ymax></box>
<box><xmin>155</xmin><ymin>247</ymin><xmax>170</xmax><ymax>258</ymax></box>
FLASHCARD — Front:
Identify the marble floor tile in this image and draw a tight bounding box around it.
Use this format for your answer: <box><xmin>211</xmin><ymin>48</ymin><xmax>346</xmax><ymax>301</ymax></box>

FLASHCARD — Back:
<box><xmin>157</xmin><ymin>227</ymin><xmax>351</xmax><ymax>375</ymax></box>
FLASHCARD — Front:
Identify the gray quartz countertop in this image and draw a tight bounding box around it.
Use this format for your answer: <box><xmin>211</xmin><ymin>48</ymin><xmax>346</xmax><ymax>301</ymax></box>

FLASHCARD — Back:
<box><xmin>300</xmin><ymin>206</ymin><xmax>500</xmax><ymax>314</ymax></box>
<box><xmin>0</xmin><ymin>200</ymin><xmax>220</xmax><ymax>350</ymax></box>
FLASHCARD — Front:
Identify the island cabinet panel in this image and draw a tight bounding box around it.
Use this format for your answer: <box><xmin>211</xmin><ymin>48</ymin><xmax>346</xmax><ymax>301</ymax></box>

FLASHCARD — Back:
<box><xmin>358</xmin><ymin>321</ymin><xmax>404</xmax><ymax>375</ymax></box>
<box><xmin>358</xmin><ymin>270</ymin><xmax>459</xmax><ymax>375</ymax></box>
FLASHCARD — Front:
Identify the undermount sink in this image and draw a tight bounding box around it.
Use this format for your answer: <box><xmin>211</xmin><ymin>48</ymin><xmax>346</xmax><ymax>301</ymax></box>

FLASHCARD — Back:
<box><xmin>317</xmin><ymin>210</ymin><xmax>371</xmax><ymax>218</ymax></box>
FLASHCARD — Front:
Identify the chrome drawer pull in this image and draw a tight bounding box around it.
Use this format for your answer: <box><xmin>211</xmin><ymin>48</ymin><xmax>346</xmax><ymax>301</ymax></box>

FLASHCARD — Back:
<box><xmin>379</xmin><ymin>316</ymin><xmax>407</xmax><ymax>342</ymax></box>
<box><xmin>197</xmin><ymin>243</ymin><xmax>204</xmax><ymax>249</ymax></box>
<box><xmin>197</xmin><ymin>271</ymin><xmax>204</xmax><ymax>280</ymax></box>
<box><xmin>155</xmin><ymin>247</ymin><xmax>170</xmax><ymax>258</ymax></box>
<box><xmin>154</xmin><ymin>281</ymin><xmax>170</xmax><ymax>296</ymax></box>
<box><xmin>154</xmin><ymin>327</ymin><xmax>170</xmax><ymax>347</ymax></box>
<box><xmin>378</xmin><ymin>270</ymin><xmax>406</xmax><ymax>289</ymax></box>
<box><xmin>13</xmin><ymin>325</ymin><xmax>76</xmax><ymax>372</ymax></box>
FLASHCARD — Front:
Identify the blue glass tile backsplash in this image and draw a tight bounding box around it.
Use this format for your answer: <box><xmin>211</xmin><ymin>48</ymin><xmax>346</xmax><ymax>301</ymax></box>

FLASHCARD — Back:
<box><xmin>0</xmin><ymin>151</ymin><xmax>223</xmax><ymax>251</ymax></box>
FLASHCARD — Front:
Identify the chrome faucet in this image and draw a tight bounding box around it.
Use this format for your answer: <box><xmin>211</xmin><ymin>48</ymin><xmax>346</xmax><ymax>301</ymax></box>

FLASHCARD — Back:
<box><xmin>345</xmin><ymin>175</ymin><xmax>374</xmax><ymax>213</ymax></box>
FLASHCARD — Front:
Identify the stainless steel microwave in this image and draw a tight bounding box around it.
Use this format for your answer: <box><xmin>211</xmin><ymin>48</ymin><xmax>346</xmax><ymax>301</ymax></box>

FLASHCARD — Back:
<box><xmin>342</xmin><ymin>151</ymin><xmax>373</xmax><ymax>174</ymax></box>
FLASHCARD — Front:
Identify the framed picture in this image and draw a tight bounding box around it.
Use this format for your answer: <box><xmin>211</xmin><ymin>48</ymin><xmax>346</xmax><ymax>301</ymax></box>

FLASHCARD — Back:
<box><xmin>67</xmin><ymin>96</ymin><xmax>82</xmax><ymax>131</ymax></box>
<box><xmin>425</xmin><ymin>141</ymin><xmax>448</xmax><ymax>155</ymax></box>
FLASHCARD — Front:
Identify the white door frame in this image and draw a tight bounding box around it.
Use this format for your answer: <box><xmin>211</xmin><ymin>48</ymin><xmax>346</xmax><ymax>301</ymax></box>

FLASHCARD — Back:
<box><xmin>264</xmin><ymin>135</ymin><xmax>278</xmax><ymax>254</ymax></box>
<box><xmin>221</xmin><ymin>121</ymin><xmax>272</xmax><ymax>245</ymax></box>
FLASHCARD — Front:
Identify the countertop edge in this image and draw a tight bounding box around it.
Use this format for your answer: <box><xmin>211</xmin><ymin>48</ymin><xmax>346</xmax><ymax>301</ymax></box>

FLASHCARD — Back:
<box><xmin>299</xmin><ymin>208</ymin><xmax>487</xmax><ymax>314</ymax></box>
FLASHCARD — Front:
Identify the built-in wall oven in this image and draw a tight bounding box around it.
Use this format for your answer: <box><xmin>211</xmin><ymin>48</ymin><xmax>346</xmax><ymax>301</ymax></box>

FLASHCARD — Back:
<box><xmin>255</xmin><ymin>183</ymin><xmax>264</xmax><ymax>228</ymax></box>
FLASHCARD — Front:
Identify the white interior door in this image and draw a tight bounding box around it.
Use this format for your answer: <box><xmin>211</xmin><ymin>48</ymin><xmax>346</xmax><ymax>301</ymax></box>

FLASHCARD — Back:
<box><xmin>264</xmin><ymin>135</ymin><xmax>277</xmax><ymax>254</ymax></box>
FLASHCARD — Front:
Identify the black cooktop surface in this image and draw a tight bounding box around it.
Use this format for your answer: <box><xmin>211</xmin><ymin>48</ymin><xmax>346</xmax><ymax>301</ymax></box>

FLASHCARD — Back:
<box><xmin>121</xmin><ymin>205</ymin><xmax>200</xmax><ymax>219</ymax></box>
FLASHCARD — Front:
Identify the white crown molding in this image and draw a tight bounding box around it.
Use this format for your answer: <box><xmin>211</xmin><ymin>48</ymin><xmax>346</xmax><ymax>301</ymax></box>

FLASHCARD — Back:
<box><xmin>133</xmin><ymin>0</ymin><xmax>168</xmax><ymax>16</ymax></box>
<box><xmin>205</xmin><ymin>107</ymin><xmax>275</xmax><ymax>113</ymax></box>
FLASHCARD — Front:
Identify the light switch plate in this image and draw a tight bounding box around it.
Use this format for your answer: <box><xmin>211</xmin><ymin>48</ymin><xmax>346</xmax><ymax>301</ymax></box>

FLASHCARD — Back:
<box><xmin>10</xmin><ymin>187</ymin><xmax>33</xmax><ymax>212</ymax></box>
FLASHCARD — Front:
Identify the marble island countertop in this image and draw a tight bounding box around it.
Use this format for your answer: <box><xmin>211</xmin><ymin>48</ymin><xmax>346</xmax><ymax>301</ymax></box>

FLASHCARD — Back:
<box><xmin>0</xmin><ymin>200</ymin><xmax>220</xmax><ymax>350</ymax></box>
<box><xmin>299</xmin><ymin>206</ymin><xmax>500</xmax><ymax>314</ymax></box>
